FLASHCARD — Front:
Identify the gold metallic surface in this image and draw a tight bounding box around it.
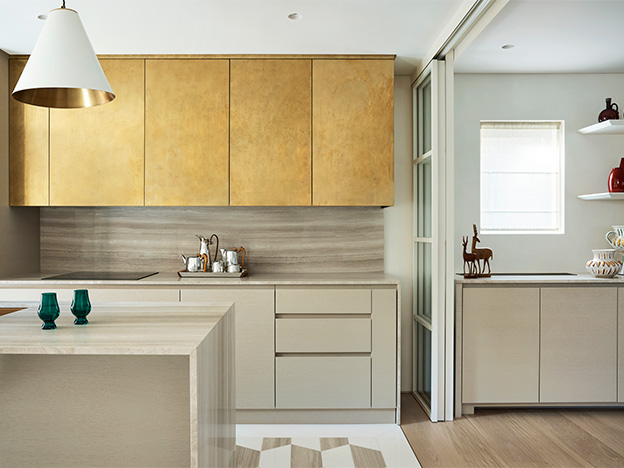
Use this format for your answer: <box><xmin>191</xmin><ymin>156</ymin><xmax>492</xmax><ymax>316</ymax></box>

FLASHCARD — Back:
<box><xmin>145</xmin><ymin>59</ymin><xmax>229</xmax><ymax>206</ymax></box>
<box><xmin>49</xmin><ymin>60</ymin><xmax>144</xmax><ymax>206</ymax></box>
<box><xmin>12</xmin><ymin>88</ymin><xmax>115</xmax><ymax>109</ymax></box>
<box><xmin>230</xmin><ymin>60</ymin><xmax>312</xmax><ymax>206</ymax></box>
<box><xmin>312</xmin><ymin>59</ymin><xmax>394</xmax><ymax>206</ymax></box>
<box><xmin>9</xmin><ymin>59</ymin><xmax>50</xmax><ymax>206</ymax></box>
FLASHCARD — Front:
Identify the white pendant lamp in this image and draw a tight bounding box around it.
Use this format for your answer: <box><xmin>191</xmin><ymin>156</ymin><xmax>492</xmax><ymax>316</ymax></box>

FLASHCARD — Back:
<box><xmin>12</xmin><ymin>1</ymin><xmax>115</xmax><ymax>108</ymax></box>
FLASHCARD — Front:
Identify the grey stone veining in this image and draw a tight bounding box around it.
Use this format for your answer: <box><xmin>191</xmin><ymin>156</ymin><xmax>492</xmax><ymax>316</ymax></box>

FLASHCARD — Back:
<box><xmin>40</xmin><ymin>207</ymin><xmax>384</xmax><ymax>274</ymax></box>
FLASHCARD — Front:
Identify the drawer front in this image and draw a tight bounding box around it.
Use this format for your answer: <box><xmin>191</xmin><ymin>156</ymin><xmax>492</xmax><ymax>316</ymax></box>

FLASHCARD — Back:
<box><xmin>276</xmin><ymin>356</ymin><xmax>371</xmax><ymax>408</ymax></box>
<box><xmin>276</xmin><ymin>318</ymin><xmax>371</xmax><ymax>353</ymax></box>
<box><xmin>0</xmin><ymin>288</ymin><xmax>179</xmax><ymax>303</ymax></box>
<box><xmin>276</xmin><ymin>288</ymin><xmax>371</xmax><ymax>314</ymax></box>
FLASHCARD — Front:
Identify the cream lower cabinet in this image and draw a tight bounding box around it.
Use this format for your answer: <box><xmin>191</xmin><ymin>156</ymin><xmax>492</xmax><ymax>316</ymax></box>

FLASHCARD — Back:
<box><xmin>541</xmin><ymin>287</ymin><xmax>617</xmax><ymax>403</ymax></box>
<box><xmin>460</xmin><ymin>284</ymin><xmax>620</xmax><ymax>414</ymax></box>
<box><xmin>620</xmin><ymin>289</ymin><xmax>624</xmax><ymax>403</ymax></box>
<box><xmin>181</xmin><ymin>288</ymin><xmax>275</xmax><ymax>410</ymax></box>
<box><xmin>274</xmin><ymin>286</ymin><xmax>397</xmax><ymax>410</ymax></box>
<box><xmin>462</xmin><ymin>287</ymin><xmax>540</xmax><ymax>404</ymax></box>
<box><xmin>0</xmin><ymin>288</ymin><xmax>179</xmax><ymax>303</ymax></box>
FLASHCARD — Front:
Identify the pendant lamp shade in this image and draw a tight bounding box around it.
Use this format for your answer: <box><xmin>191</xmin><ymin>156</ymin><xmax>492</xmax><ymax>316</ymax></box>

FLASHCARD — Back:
<box><xmin>12</xmin><ymin>7</ymin><xmax>115</xmax><ymax>109</ymax></box>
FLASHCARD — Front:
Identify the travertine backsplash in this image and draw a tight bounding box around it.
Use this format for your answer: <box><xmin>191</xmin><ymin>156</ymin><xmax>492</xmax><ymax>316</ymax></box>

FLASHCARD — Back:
<box><xmin>40</xmin><ymin>207</ymin><xmax>384</xmax><ymax>274</ymax></box>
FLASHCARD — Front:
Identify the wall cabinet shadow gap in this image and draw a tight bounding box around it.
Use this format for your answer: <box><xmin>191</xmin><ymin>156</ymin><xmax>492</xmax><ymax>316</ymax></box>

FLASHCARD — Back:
<box><xmin>49</xmin><ymin>59</ymin><xmax>145</xmax><ymax>206</ymax></box>
<box><xmin>145</xmin><ymin>59</ymin><xmax>229</xmax><ymax>206</ymax></box>
<box><xmin>9</xmin><ymin>59</ymin><xmax>49</xmax><ymax>206</ymax></box>
<box><xmin>230</xmin><ymin>59</ymin><xmax>312</xmax><ymax>206</ymax></box>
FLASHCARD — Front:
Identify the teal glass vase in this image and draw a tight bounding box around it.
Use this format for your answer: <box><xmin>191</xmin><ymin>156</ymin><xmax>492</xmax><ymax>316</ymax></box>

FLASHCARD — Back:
<box><xmin>71</xmin><ymin>289</ymin><xmax>91</xmax><ymax>325</ymax></box>
<box><xmin>38</xmin><ymin>292</ymin><xmax>60</xmax><ymax>330</ymax></box>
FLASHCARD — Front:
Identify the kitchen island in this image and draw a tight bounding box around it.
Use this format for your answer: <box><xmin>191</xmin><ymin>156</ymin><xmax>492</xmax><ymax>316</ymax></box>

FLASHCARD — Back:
<box><xmin>0</xmin><ymin>273</ymin><xmax>400</xmax><ymax>424</ymax></box>
<box><xmin>0</xmin><ymin>303</ymin><xmax>235</xmax><ymax>468</ymax></box>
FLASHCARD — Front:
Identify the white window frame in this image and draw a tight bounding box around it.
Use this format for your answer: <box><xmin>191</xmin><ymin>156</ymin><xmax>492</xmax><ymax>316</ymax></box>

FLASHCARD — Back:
<box><xmin>479</xmin><ymin>120</ymin><xmax>565</xmax><ymax>235</ymax></box>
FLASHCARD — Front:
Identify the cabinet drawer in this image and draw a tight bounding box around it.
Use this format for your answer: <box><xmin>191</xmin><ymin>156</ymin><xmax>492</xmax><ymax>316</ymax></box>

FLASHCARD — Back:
<box><xmin>276</xmin><ymin>356</ymin><xmax>371</xmax><ymax>408</ymax></box>
<box><xmin>0</xmin><ymin>288</ymin><xmax>179</xmax><ymax>303</ymax></box>
<box><xmin>276</xmin><ymin>318</ymin><xmax>371</xmax><ymax>353</ymax></box>
<box><xmin>276</xmin><ymin>288</ymin><xmax>371</xmax><ymax>314</ymax></box>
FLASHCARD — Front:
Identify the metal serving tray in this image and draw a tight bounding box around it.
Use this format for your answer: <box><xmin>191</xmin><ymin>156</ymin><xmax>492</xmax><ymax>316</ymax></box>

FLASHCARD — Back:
<box><xmin>177</xmin><ymin>269</ymin><xmax>248</xmax><ymax>278</ymax></box>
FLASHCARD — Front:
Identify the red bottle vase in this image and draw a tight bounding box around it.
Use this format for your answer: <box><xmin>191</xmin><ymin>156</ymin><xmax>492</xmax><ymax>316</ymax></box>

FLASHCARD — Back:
<box><xmin>598</xmin><ymin>98</ymin><xmax>619</xmax><ymax>122</ymax></box>
<box><xmin>608</xmin><ymin>158</ymin><xmax>624</xmax><ymax>192</ymax></box>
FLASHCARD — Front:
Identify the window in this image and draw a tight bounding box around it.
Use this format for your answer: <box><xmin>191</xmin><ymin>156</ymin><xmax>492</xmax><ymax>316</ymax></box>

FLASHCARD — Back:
<box><xmin>480</xmin><ymin>121</ymin><xmax>564</xmax><ymax>234</ymax></box>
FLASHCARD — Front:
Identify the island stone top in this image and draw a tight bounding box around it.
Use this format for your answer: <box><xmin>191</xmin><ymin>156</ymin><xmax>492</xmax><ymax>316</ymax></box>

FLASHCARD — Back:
<box><xmin>0</xmin><ymin>303</ymin><xmax>232</xmax><ymax>355</ymax></box>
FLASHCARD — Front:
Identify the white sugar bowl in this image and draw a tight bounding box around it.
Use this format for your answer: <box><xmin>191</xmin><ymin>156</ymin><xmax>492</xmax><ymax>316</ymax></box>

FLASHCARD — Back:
<box><xmin>586</xmin><ymin>249</ymin><xmax>622</xmax><ymax>278</ymax></box>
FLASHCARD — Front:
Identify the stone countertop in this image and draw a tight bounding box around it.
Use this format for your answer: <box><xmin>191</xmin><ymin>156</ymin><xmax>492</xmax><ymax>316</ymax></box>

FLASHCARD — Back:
<box><xmin>0</xmin><ymin>272</ymin><xmax>400</xmax><ymax>286</ymax></box>
<box><xmin>456</xmin><ymin>273</ymin><xmax>624</xmax><ymax>284</ymax></box>
<box><xmin>0</xmin><ymin>303</ymin><xmax>231</xmax><ymax>355</ymax></box>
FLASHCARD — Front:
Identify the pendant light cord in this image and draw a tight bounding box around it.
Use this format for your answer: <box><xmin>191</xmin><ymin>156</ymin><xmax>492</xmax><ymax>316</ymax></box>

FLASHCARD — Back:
<box><xmin>61</xmin><ymin>0</ymin><xmax>66</xmax><ymax>8</ymax></box>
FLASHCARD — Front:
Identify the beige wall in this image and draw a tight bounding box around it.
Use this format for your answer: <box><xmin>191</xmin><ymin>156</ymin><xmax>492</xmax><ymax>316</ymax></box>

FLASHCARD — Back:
<box><xmin>455</xmin><ymin>73</ymin><xmax>624</xmax><ymax>274</ymax></box>
<box><xmin>385</xmin><ymin>75</ymin><xmax>413</xmax><ymax>392</ymax></box>
<box><xmin>0</xmin><ymin>50</ymin><xmax>39</xmax><ymax>277</ymax></box>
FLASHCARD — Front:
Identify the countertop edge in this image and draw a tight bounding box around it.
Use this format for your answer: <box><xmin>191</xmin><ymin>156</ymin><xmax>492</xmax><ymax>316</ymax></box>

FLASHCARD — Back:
<box><xmin>455</xmin><ymin>274</ymin><xmax>624</xmax><ymax>284</ymax></box>
<box><xmin>0</xmin><ymin>272</ymin><xmax>401</xmax><ymax>287</ymax></box>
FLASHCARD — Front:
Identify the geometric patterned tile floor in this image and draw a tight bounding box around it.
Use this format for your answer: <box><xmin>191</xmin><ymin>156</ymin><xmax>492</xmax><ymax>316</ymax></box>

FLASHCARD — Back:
<box><xmin>236</xmin><ymin>425</ymin><xmax>421</xmax><ymax>468</ymax></box>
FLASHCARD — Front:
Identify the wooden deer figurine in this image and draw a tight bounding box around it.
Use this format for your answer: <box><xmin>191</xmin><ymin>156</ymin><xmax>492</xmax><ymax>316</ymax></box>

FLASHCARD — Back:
<box><xmin>471</xmin><ymin>224</ymin><xmax>493</xmax><ymax>276</ymax></box>
<box><xmin>462</xmin><ymin>236</ymin><xmax>478</xmax><ymax>278</ymax></box>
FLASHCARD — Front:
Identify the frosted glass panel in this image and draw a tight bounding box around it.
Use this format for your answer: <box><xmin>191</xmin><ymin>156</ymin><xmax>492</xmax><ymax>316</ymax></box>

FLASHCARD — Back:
<box><xmin>415</xmin><ymin>160</ymin><xmax>432</xmax><ymax>238</ymax></box>
<box><xmin>417</xmin><ymin>76</ymin><xmax>432</xmax><ymax>157</ymax></box>
<box><xmin>480</xmin><ymin>121</ymin><xmax>564</xmax><ymax>233</ymax></box>
<box><xmin>422</xmin><ymin>80</ymin><xmax>432</xmax><ymax>154</ymax></box>
<box><xmin>414</xmin><ymin>320</ymin><xmax>432</xmax><ymax>407</ymax></box>
<box><xmin>414</xmin><ymin>242</ymin><xmax>432</xmax><ymax>321</ymax></box>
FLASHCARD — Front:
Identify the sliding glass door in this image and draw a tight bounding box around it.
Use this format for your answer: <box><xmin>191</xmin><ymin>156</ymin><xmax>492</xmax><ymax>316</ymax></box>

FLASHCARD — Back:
<box><xmin>413</xmin><ymin>60</ymin><xmax>448</xmax><ymax>421</ymax></box>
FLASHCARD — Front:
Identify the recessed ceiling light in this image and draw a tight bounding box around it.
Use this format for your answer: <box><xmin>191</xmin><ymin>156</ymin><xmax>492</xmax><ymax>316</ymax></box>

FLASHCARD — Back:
<box><xmin>501</xmin><ymin>44</ymin><xmax>515</xmax><ymax>50</ymax></box>
<box><xmin>37</xmin><ymin>14</ymin><xmax>47</xmax><ymax>20</ymax></box>
<box><xmin>288</xmin><ymin>12</ymin><xmax>302</xmax><ymax>20</ymax></box>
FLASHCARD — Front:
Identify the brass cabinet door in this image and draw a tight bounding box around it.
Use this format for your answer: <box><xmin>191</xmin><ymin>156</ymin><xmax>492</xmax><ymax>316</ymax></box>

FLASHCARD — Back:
<box><xmin>230</xmin><ymin>59</ymin><xmax>311</xmax><ymax>206</ymax></box>
<box><xmin>145</xmin><ymin>60</ymin><xmax>229</xmax><ymax>206</ymax></box>
<box><xmin>313</xmin><ymin>59</ymin><xmax>394</xmax><ymax>206</ymax></box>
<box><xmin>9</xmin><ymin>60</ymin><xmax>49</xmax><ymax>206</ymax></box>
<box><xmin>49</xmin><ymin>60</ymin><xmax>145</xmax><ymax>206</ymax></box>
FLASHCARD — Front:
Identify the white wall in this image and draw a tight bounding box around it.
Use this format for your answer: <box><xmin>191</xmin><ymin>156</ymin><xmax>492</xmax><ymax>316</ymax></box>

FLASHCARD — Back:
<box><xmin>0</xmin><ymin>50</ymin><xmax>39</xmax><ymax>277</ymax></box>
<box><xmin>385</xmin><ymin>75</ymin><xmax>413</xmax><ymax>392</ymax></box>
<box><xmin>455</xmin><ymin>73</ymin><xmax>624</xmax><ymax>273</ymax></box>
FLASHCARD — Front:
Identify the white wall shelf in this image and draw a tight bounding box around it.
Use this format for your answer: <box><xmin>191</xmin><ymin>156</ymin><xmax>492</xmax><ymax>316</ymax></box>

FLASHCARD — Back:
<box><xmin>578</xmin><ymin>192</ymin><xmax>624</xmax><ymax>201</ymax></box>
<box><xmin>578</xmin><ymin>120</ymin><xmax>624</xmax><ymax>135</ymax></box>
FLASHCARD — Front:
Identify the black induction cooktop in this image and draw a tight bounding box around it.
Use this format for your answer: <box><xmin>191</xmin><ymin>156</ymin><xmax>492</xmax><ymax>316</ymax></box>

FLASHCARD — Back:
<box><xmin>42</xmin><ymin>272</ymin><xmax>159</xmax><ymax>281</ymax></box>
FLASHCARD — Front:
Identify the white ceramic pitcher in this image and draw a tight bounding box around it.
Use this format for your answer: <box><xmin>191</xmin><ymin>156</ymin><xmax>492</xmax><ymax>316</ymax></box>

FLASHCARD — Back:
<box><xmin>606</xmin><ymin>225</ymin><xmax>624</xmax><ymax>250</ymax></box>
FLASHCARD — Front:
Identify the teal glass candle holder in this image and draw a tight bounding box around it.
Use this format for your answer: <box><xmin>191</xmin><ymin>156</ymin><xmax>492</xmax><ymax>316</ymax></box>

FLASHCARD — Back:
<box><xmin>38</xmin><ymin>292</ymin><xmax>60</xmax><ymax>330</ymax></box>
<box><xmin>71</xmin><ymin>289</ymin><xmax>91</xmax><ymax>325</ymax></box>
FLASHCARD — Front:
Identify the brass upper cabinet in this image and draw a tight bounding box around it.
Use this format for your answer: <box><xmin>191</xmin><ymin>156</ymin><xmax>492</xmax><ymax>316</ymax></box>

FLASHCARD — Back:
<box><xmin>230</xmin><ymin>60</ymin><xmax>312</xmax><ymax>206</ymax></box>
<box><xmin>9</xmin><ymin>60</ymin><xmax>49</xmax><ymax>206</ymax></box>
<box><xmin>312</xmin><ymin>59</ymin><xmax>394</xmax><ymax>206</ymax></box>
<box><xmin>49</xmin><ymin>60</ymin><xmax>145</xmax><ymax>206</ymax></box>
<box><xmin>145</xmin><ymin>60</ymin><xmax>229</xmax><ymax>206</ymax></box>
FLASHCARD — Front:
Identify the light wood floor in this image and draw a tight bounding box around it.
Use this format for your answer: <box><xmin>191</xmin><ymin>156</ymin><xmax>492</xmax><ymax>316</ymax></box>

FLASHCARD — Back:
<box><xmin>400</xmin><ymin>393</ymin><xmax>624</xmax><ymax>468</ymax></box>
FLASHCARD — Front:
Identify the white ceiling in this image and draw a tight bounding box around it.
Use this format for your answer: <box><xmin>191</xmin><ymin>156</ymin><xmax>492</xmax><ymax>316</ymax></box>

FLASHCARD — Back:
<box><xmin>0</xmin><ymin>0</ymin><xmax>465</xmax><ymax>75</ymax></box>
<box><xmin>455</xmin><ymin>0</ymin><xmax>624</xmax><ymax>74</ymax></box>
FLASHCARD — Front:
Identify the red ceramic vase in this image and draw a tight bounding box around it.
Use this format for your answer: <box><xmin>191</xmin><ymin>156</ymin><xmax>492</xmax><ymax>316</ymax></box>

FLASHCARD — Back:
<box><xmin>608</xmin><ymin>158</ymin><xmax>624</xmax><ymax>192</ymax></box>
<box><xmin>598</xmin><ymin>98</ymin><xmax>620</xmax><ymax>122</ymax></box>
